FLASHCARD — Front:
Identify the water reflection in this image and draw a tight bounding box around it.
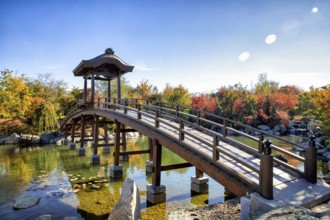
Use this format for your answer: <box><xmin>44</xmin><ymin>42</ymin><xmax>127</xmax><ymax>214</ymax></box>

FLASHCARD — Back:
<box><xmin>0</xmin><ymin>136</ymin><xmax>223</xmax><ymax>220</ymax></box>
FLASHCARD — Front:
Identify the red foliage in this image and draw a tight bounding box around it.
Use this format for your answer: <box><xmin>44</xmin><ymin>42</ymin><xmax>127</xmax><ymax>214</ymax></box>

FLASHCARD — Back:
<box><xmin>233</xmin><ymin>98</ymin><xmax>246</xmax><ymax>116</ymax></box>
<box><xmin>191</xmin><ymin>94</ymin><xmax>217</xmax><ymax>112</ymax></box>
<box><xmin>269</xmin><ymin>92</ymin><xmax>297</xmax><ymax>111</ymax></box>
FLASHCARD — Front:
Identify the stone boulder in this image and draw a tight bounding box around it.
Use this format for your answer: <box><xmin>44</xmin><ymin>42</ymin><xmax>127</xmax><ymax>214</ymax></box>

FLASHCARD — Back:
<box><xmin>255</xmin><ymin>205</ymin><xmax>319</xmax><ymax>219</ymax></box>
<box><xmin>41</xmin><ymin>133</ymin><xmax>55</xmax><ymax>144</ymax></box>
<box><xmin>12</xmin><ymin>195</ymin><xmax>40</xmax><ymax>210</ymax></box>
<box><xmin>258</xmin><ymin>125</ymin><xmax>271</xmax><ymax>131</ymax></box>
<box><xmin>108</xmin><ymin>178</ymin><xmax>141</xmax><ymax>220</ymax></box>
<box><xmin>5</xmin><ymin>133</ymin><xmax>20</xmax><ymax>144</ymax></box>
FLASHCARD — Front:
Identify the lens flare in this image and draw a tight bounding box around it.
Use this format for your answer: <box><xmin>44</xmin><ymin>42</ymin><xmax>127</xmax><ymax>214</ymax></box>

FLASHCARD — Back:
<box><xmin>265</xmin><ymin>34</ymin><xmax>277</xmax><ymax>44</ymax></box>
<box><xmin>238</xmin><ymin>51</ymin><xmax>250</xmax><ymax>62</ymax></box>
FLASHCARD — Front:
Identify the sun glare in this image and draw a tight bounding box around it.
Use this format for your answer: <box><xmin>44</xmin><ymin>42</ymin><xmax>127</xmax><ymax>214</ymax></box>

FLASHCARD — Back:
<box><xmin>312</xmin><ymin>7</ymin><xmax>318</xmax><ymax>13</ymax></box>
<box><xmin>239</xmin><ymin>51</ymin><xmax>250</xmax><ymax>62</ymax></box>
<box><xmin>265</xmin><ymin>34</ymin><xmax>277</xmax><ymax>44</ymax></box>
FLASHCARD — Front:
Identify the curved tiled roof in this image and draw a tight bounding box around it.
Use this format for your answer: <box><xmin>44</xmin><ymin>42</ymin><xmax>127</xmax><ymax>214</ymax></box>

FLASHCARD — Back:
<box><xmin>73</xmin><ymin>48</ymin><xmax>134</xmax><ymax>79</ymax></box>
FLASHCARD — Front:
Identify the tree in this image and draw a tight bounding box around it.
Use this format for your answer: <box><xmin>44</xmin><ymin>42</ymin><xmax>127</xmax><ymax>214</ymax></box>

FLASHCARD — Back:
<box><xmin>32</xmin><ymin>102</ymin><xmax>58</xmax><ymax>133</ymax></box>
<box><xmin>0</xmin><ymin>69</ymin><xmax>33</xmax><ymax>118</ymax></box>
<box><xmin>191</xmin><ymin>93</ymin><xmax>217</xmax><ymax>112</ymax></box>
<box><xmin>162</xmin><ymin>84</ymin><xmax>191</xmax><ymax>106</ymax></box>
<box><xmin>96</xmin><ymin>76</ymin><xmax>134</xmax><ymax>99</ymax></box>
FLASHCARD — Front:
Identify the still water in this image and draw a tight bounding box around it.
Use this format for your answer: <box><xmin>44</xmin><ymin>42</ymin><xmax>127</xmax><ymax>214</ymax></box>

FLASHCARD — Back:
<box><xmin>0</xmin><ymin>135</ymin><xmax>327</xmax><ymax>220</ymax></box>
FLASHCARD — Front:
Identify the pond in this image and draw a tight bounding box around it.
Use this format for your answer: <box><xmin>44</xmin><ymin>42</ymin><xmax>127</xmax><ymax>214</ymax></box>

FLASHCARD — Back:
<box><xmin>0</xmin><ymin>135</ymin><xmax>327</xmax><ymax>220</ymax></box>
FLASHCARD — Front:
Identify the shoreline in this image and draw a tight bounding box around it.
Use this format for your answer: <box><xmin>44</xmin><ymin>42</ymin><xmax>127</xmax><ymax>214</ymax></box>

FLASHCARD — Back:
<box><xmin>167</xmin><ymin>197</ymin><xmax>330</xmax><ymax>219</ymax></box>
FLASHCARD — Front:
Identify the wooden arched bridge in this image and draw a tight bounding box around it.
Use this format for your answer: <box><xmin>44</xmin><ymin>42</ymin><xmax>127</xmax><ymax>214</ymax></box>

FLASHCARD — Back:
<box><xmin>60</xmin><ymin>48</ymin><xmax>330</xmax><ymax>210</ymax></box>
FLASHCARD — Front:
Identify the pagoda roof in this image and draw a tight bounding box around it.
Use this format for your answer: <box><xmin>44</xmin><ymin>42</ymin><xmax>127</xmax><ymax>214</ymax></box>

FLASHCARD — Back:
<box><xmin>73</xmin><ymin>48</ymin><xmax>134</xmax><ymax>80</ymax></box>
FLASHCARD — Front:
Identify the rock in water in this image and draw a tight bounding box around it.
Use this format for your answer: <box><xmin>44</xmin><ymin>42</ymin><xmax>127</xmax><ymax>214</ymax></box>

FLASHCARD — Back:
<box><xmin>108</xmin><ymin>178</ymin><xmax>141</xmax><ymax>220</ymax></box>
<box><xmin>12</xmin><ymin>195</ymin><xmax>40</xmax><ymax>210</ymax></box>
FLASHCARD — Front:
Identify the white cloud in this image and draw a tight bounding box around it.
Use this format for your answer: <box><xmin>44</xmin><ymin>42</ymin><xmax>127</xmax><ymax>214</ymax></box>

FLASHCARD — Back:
<box><xmin>134</xmin><ymin>63</ymin><xmax>157</xmax><ymax>72</ymax></box>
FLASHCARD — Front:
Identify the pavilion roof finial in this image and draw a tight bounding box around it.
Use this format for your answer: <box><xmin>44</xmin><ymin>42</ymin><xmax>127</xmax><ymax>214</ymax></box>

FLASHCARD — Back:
<box><xmin>105</xmin><ymin>48</ymin><xmax>114</xmax><ymax>55</ymax></box>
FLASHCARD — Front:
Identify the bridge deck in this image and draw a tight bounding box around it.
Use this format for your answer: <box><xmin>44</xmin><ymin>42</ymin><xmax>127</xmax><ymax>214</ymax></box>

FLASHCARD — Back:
<box><xmin>62</xmin><ymin>101</ymin><xmax>330</xmax><ymax>208</ymax></box>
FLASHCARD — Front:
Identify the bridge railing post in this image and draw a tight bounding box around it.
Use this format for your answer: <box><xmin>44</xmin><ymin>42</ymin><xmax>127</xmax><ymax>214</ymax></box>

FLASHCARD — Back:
<box><xmin>223</xmin><ymin>120</ymin><xmax>227</xmax><ymax>137</ymax></box>
<box><xmin>175</xmin><ymin>105</ymin><xmax>179</xmax><ymax>118</ymax></box>
<box><xmin>196</xmin><ymin>111</ymin><xmax>201</xmax><ymax>126</ymax></box>
<box><xmin>304</xmin><ymin>135</ymin><xmax>317</xmax><ymax>183</ymax></box>
<box><xmin>124</xmin><ymin>99</ymin><xmax>128</xmax><ymax>114</ymax></box>
<box><xmin>97</xmin><ymin>97</ymin><xmax>100</xmax><ymax>108</ymax></box>
<box><xmin>113</xmin><ymin>98</ymin><xmax>117</xmax><ymax>110</ymax></box>
<box><xmin>213</xmin><ymin>136</ymin><xmax>219</xmax><ymax>161</ymax></box>
<box><xmin>137</xmin><ymin>104</ymin><xmax>142</xmax><ymax>119</ymax></box>
<box><xmin>135</xmin><ymin>99</ymin><xmax>139</xmax><ymax>109</ymax></box>
<box><xmin>258</xmin><ymin>133</ymin><xmax>264</xmax><ymax>154</ymax></box>
<box><xmin>260</xmin><ymin>139</ymin><xmax>273</xmax><ymax>200</ymax></box>
<box><xmin>155</xmin><ymin>110</ymin><xmax>160</xmax><ymax>128</ymax></box>
<box><xmin>179</xmin><ymin>120</ymin><xmax>184</xmax><ymax>141</ymax></box>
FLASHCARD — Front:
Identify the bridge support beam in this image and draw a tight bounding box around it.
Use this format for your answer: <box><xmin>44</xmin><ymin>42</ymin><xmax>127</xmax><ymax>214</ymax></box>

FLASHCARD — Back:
<box><xmin>78</xmin><ymin>116</ymin><xmax>86</xmax><ymax>156</ymax></box>
<box><xmin>91</xmin><ymin>116</ymin><xmax>100</xmax><ymax>164</ymax></box>
<box><xmin>120</xmin><ymin>124</ymin><xmax>129</xmax><ymax>161</ymax></box>
<box><xmin>147</xmin><ymin>139</ymin><xmax>166</xmax><ymax>204</ymax></box>
<box><xmin>110</xmin><ymin>121</ymin><xmax>123</xmax><ymax>178</ymax></box>
<box><xmin>102</xmin><ymin>119</ymin><xmax>111</xmax><ymax>154</ymax></box>
<box><xmin>146</xmin><ymin>138</ymin><xmax>153</xmax><ymax>173</ymax></box>
<box><xmin>191</xmin><ymin>168</ymin><xmax>208</xmax><ymax>194</ymax></box>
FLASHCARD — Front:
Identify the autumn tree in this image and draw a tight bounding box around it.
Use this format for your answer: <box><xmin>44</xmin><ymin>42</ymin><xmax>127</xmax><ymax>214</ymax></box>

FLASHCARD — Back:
<box><xmin>162</xmin><ymin>84</ymin><xmax>191</xmax><ymax>106</ymax></box>
<box><xmin>0</xmin><ymin>69</ymin><xmax>33</xmax><ymax>118</ymax></box>
<box><xmin>191</xmin><ymin>93</ymin><xmax>217</xmax><ymax>112</ymax></box>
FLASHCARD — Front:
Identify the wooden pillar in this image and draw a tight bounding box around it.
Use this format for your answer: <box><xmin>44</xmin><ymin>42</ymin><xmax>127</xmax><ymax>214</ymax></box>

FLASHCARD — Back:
<box><xmin>91</xmin><ymin>73</ymin><xmax>95</xmax><ymax>108</ymax></box>
<box><xmin>148</xmin><ymin>137</ymin><xmax>153</xmax><ymax>161</ymax></box>
<box><xmin>108</xmin><ymin>79</ymin><xmax>111</xmax><ymax>101</ymax></box>
<box><xmin>93</xmin><ymin>116</ymin><xmax>99</xmax><ymax>155</ymax></box>
<box><xmin>83</xmin><ymin>77</ymin><xmax>87</xmax><ymax>105</ymax></box>
<box><xmin>195</xmin><ymin>168</ymin><xmax>203</xmax><ymax>178</ymax></box>
<box><xmin>114</xmin><ymin>121</ymin><xmax>121</xmax><ymax>166</ymax></box>
<box><xmin>117</xmin><ymin>74</ymin><xmax>121</xmax><ymax>104</ymax></box>
<box><xmin>71</xmin><ymin>120</ymin><xmax>76</xmax><ymax>142</ymax></box>
<box><xmin>104</xmin><ymin>119</ymin><xmax>109</xmax><ymax>145</ymax></box>
<box><xmin>260</xmin><ymin>139</ymin><xmax>273</xmax><ymax>200</ymax></box>
<box><xmin>152</xmin><ymin>139</ymin><xmax>162</xmax><ymax>186</ymax></box>
<box><xmin>305</xmin><ymin>135</ymin><xmax>317</xmax><ymax>183</ymax></box>
<box><xmin>121</xmin><ymin>124</ymin><xmax>127</xmax><ymax>151</ymax></box>
<box><xmin>80</xmin><ymin>116</ymin><xmax>85</xmax><ymax>148</ymax></box>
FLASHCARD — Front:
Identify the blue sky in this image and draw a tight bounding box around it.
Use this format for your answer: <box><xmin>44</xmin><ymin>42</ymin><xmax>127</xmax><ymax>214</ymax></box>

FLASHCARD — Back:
<box><xmin>1</xmin><ymin>0</ymin><xmax>329</xmax><ymax>93</ymax></box>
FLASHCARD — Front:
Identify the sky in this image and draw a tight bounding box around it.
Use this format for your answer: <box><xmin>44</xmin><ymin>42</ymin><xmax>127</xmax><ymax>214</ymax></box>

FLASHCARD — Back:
<box><xmin>1</xmin><ymin>0</ymin><xmax>329</xmax><ymax>93</ymax></box>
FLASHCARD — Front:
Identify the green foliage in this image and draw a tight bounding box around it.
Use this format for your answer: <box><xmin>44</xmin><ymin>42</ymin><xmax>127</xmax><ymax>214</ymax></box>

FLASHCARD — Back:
<box><xmin>32</xmin><ymin>102</ymin><xmax>58</xmax><ymax>133</ymax></box>
<box><xmin>0</xmin><ymin>69</ymin><xmax>33</xmax><ymax>118</ymax></box>
<box><xmin>162</xmin><ymin>84</ymin><xmax>191</xmax><ymax>106</ymax></box>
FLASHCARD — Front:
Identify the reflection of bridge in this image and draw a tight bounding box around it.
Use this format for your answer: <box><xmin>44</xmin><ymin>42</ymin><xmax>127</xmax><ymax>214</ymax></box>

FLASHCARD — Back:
<box><xmin>60</xmin><ymin>48</ymin><xmax>330</xmax><ymax>214</ymax></box>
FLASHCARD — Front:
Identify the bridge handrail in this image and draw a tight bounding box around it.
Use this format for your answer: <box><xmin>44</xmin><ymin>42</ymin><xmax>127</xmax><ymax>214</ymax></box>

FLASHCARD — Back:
<box><xmin>85</xmin><ymin>97</ymin><xmax>306</xmax><ymax>161</ymax></box>
<box><xmin>65</xmin><ymin>97</ymin><xmax>317</xmax><ymax>198</ymax></box>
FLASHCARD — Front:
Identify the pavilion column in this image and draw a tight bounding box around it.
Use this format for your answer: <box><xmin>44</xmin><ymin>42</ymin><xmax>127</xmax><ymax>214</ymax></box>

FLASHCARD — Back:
<box><xmin>91</xmin><ymin>73</ymin><xmax>95</xmax><ymax>108</ymax></box>
<box><xmin>78</xmin><ymin>116</ymin><xmax>86</xmax><ymax>156</ymax></box>
<box><xmin>191</xmin><ymin>168</ymin><xmax>208</xmax><ymax>194</ymax></box>
<box><xmin>69</xmin><ymin>119</ymin><xmax>76</xmax><ymax>150</ymax></box>
<box><xmin>83</xmin><ymin>77</ymin><xmax>87</xmax><ymax>105</ymax></box>
<box><xmin>117</xmin><ymin>74</ymin><xmax>121</xmax><ymax>104</ymax></box>
<box><xmin>147</xmin><ymin>139</ymin><xmax>166</xmax><ymax>204</ymax></box>
<box><xmin>91</xmin><ymin>116</ymin><xmax>100</xmax><ymax>164</ymax></box>
<box><xmin>110</xmin><ymin>121</ymin><xmax>123</xmax><ymax>178</ymax></box>
<box><xmin>108</xmin><ymin>79</ymin><xmax>111</xmax><ymax>102</ymax></box>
